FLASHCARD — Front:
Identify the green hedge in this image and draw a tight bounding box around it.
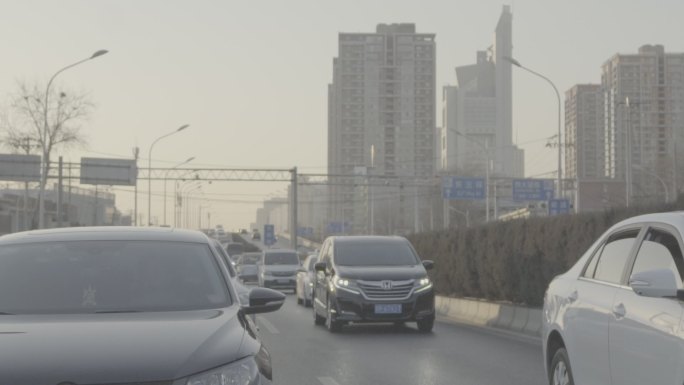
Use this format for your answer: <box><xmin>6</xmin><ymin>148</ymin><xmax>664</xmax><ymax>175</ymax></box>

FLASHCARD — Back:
<box><xmin>408</xmin><ymin>197</ymin><xmax>684</xmax><ymax>307</ymax></box>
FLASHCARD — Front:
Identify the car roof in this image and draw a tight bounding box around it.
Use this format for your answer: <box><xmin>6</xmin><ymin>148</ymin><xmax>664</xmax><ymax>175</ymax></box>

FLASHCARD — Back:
<box><xmin>330</xmin><ymin>235</ymin><xmax>408</xmax><ymax>244</ymax></box>
<box><xmin>611</xmin><ymin>211</ymin><xmax>684</xmax><ymax>231</ymax></box>
<box><xmin>0</xmin><ymin>226</ymin><xmax>210</xmax><ymax>245</ymax></box>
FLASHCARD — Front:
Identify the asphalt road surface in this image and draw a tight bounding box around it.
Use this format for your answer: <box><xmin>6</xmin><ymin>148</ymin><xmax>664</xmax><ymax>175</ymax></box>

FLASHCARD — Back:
<box><xmin>255</xmin><ymin>293</ymin><xmax>546</xmax><ymax>385</ymax></box>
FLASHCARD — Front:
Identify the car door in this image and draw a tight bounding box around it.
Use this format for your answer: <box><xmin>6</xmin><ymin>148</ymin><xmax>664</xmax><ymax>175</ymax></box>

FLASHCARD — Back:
<box><xmin>609</xmin><ymin>225</ymin><xmax>684</xmax><ymax>385</ymax></box>
<box><xmin>564</xmin><ymin>228</ymin><xmax>641</xmax><ymax>385</ymax></box>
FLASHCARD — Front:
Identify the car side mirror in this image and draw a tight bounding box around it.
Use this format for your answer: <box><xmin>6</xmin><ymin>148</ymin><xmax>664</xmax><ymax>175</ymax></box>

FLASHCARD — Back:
<box><xmin>242</xmin><ymin>287</ymin><xmax>286</xmax><ymax>315</ymax></box>
<box><xmin>422</xmin><ymin>260</ymin><xmax>434</xmax><ymax>270</ymax></box>
<box><xmin>314</xmin><ymin>262</ymin><xmax>327</xmax><ymax>272</ymax></box>
<box><xmin>629</xmin><ymin>268</ymin><xmax>680</xmax><ymax>299</ymax></box>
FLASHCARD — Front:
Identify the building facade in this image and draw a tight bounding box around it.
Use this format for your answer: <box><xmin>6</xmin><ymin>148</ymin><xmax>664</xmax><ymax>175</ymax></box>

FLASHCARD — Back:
<box><xmin>602</xmin><ymin>44</ymin><xmax>684</xmax><ymax>204</ymax></box>
<box><xmin>328</xmin><ymin>23</ymin><xmax>436</xmax><ymax>234</ymax></box>
<box><xmin>565</xmin><ymin>84</ymin><xmax>604</xmax><ymax>180</ymax></box>
<box><xmin>441</xmin><ymin>6</ymin><xmax>524</xmax><ymax>178</ymax></box>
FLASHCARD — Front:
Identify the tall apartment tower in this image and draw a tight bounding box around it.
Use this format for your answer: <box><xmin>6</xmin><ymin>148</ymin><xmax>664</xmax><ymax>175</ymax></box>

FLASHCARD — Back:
<box><xmin>441</xmin><ymin>5</ymin><xmax>523</xmax><ymax>178</ymax></box>
<box><xmin>602</xmin><ymin>45</ymin><xmax>684</xmax><ymax>203</ymax></box>
<box><xmin>328</xmin><ymin>23</ymin><xmax>436</xmax><ymax>234</ymax></box>
<box><xmin>565</xmin><ymin>84</ymin><xmax>604</xmax><ymax>180</ymax></box>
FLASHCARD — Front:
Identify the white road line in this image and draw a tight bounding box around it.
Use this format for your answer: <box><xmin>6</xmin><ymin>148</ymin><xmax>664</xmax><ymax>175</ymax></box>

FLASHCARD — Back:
<box><xmin>257</xmin><ymin>316</ymin><xmax>279</xmax><ymax>334</ymax></box>
<box><xmin>317</xmin><ymin>377</ymin><xmax>341</xmax><ymax>385</ymax></box>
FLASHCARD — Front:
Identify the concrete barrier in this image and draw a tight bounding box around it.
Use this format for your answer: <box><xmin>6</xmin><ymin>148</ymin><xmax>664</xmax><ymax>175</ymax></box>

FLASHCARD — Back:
<box><xmin>524</xmin><ymin>309</ymin><xmax>543</xmax><ymax>336</ymax></box>
<box><xmin>493</xmin><ymin>304</ymin><xmax>515</xmax><ymax>329</ymax></box>
<box><xmin>436</xmin><ymin>295</ymin><xmax>541</xmax><ymax>338</ymax></box>
<box><xmin>509</xmin><ymin>306</ymin><xmax>530</xmax><ymax>332</ymax></box>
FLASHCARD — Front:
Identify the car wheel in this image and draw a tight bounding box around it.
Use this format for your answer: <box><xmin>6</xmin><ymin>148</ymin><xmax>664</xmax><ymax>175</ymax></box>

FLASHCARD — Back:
<box><xmin>416</xmin><ymin>316</ymin><xmax>434</xmax><ymax>333</ymax></box>
<box><xmin>313</xmin><ymin>297</ymin><xmax>325</xmax><ymax>325</ymax></box>
<box><xmin>549</xmin><ymin>347</ymin><xmax>574</xmax><ymax>385</ymax></box>
<box><xmin>325</xmin><ymin>296</ymin><xmax>342</xmax><ymax>333</ymax></box>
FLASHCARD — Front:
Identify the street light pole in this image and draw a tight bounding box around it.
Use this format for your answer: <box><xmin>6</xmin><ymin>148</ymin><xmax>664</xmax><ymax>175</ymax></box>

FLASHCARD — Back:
<box><xmin>163</xmin><ymin>156</ymin><xmax>195</xmax><ymax>226</ymax></box>
<box><xmin>504</xmin><ymin>56</ymin><xmax>562</xmax><ymax>199</ymax></box>
<box><xmin>147</xmin><ymin>124</ymin><xmax>189</xmax><ymax>226</ymax></box>
<box><xmin>38</xmin><ymin>49</ymin><xmax>108</xmax><ymax>229</ymax></box>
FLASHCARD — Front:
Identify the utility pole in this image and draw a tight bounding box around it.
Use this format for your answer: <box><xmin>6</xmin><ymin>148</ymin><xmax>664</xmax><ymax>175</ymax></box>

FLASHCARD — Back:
<box><xmin>132</xmin><ymin>147</ymin><xmax>139</xmax><ymax>226</ymax></box>
<box><xmin>57</xmin><ymin>156</ymin><xmax>63</xmax><ymax>227</ymax></box>
<box><xmin>290</xmin><ymin>167</ymin><xmax>298</xmax><ymax>250</ymax></box>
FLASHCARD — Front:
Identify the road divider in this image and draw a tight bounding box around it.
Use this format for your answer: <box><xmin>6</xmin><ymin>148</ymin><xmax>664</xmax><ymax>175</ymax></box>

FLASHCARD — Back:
<box><xmin>436</xmin><ymin>295</ymin><xmax>541</xmax><ymax>338</ymax></box>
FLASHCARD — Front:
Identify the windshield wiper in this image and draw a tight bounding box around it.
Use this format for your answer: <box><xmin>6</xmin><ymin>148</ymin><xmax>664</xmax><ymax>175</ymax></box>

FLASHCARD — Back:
<box><xmin>0</xmin><ymin>312</ymin><xmax>14</xmax><ymax>315</ymax></box>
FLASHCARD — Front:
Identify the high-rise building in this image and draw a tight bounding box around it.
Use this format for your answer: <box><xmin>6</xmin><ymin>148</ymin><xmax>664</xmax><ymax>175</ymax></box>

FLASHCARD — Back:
<box><xmin>441</xmin><ymin>6</ymin><xmax>523</xmax><ymax>178</ymax></box>
<box><xmin>602</xmin><ymin>44</ymin><xmax>684</xmax><ymax>203</ymax></box>
<box><xmin>328</xmin><ymin>23</ymin><xmax>436</xmax><ymax>234</ymax></box>
<box><xmin>565</xmin><ymin>84</ymin><xmax>604</xmax><ymax>180</ymax></box>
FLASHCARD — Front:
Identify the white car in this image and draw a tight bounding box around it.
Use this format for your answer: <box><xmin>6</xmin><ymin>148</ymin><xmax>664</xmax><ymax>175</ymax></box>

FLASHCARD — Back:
<box><xmin>295</xmin><ymin>254</ymin><xmax>318</xmax><ymax>307</ymax></box>
<box><xmin>543</xmin><ymin>212</ymin><xmax>684</xmax><ymax>385</ymax></box>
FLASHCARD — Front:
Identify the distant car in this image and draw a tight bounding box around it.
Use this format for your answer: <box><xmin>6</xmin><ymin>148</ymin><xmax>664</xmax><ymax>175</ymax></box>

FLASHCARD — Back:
<box><xmin>237</xmin><ymin>252</ymin><xmax>262</xmax><ymax>283</ymax></box>
<box><xmin>543</xmin><ymin>212</ymin><xmax>684</xmax><ymax>385</ymax></box>
<box><xmin>211</xmin><ymin>239</ymin><xmax>249</xmax><ymax>305</ymax></box>
<box><xmin>224</xmin><ymin>242</ymin><xmax>245</xmax><ymax>260</ymax></box>
<box><xmin>312</xmin><ymin>236</ymin><xmax>435</xmax><ymax>333</ymax></box>
<box><xmin>0</xmin><ymin>226</ymin><xmax>285</xmax><ymax>384</ymax></box>
<box><xmin>240</xmin><ymin>229</ymin><xmax>248</xmax><ymax>235</ymax></box>
<box><xmin>296</xmin><ymin>254</ymin><xmax>318</xmax><ymax>307</ymax></box>
<box><xmin>252</xmin><ymin>231</ymin><xmax>261</xmax><ymax>241</ymax></box>
<box><xmin>258</xmin><ymin>249</ymin><xmax>300</xmax><ymax>291</ymax></box>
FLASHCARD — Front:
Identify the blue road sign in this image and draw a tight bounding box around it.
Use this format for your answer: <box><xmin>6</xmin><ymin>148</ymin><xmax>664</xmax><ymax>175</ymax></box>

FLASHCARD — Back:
<box><xmin>442</xmin><ymin>177</ymin><xmax>486</xmax><ymax>200</ymax></box>
<box><xmin>512</xmin><ymin>179</ymin><xmax>555</xmax><ymax>201</ymax></box>
<box><xmin>327</xmin><ymin>221</ymin><xmax>349</xmax><ymax>234</ymax></box>
<box><xmin>298</xmin><ymin>226</ymin><xmax>314</xmax><ymax>238</ymax></box>
<box><xmin>263</xmin><ymin>224</ymin><xmax>275</xmax><ymax>246</ymax></box>
<box><xmin>548</xmin><ymin>199</ymin><xmax>571</xmax><ymax>216</ymax></box>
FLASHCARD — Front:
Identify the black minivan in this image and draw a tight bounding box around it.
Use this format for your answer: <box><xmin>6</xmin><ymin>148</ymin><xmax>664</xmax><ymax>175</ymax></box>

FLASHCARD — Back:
<box><xmin>312</xmin><ymin>236</ymin><xmax>435</xmax><ymax>333</ymax></box>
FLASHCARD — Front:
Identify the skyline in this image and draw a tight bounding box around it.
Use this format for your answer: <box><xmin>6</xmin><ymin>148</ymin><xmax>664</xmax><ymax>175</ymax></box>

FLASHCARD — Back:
<box><xmin>2</xmin><ymin>0</ymin><xmax>684</xmax><ymax>230</ymax></box>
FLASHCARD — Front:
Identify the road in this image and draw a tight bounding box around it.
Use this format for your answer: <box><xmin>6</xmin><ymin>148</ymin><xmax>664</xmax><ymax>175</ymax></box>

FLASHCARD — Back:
<box><xmin>238</xmin><ymin>235</ymin><xmax>546</xmax><ymax>385</ymax></box>
<box><xmin>255</xmin><ymin>293</ymin><xmax>545</xmax><ymax>385</ymax></box>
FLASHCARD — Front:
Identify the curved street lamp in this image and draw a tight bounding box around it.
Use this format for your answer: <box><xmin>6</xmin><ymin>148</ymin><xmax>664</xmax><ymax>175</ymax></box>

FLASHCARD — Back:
<box><xmin>503</xmin><ymin>56</ymin><xmax>562</xmax><ymax>199</ymax></box>
<box><xmin>147</xmin><ymin>124</ymin><xmax>190</xmax><ymax>226</ymax></box>
<box><xmin>163</xmin><ymin>156</ymin><xmax>195</xmax><ymax>226</ymax></box>
<box><xmin>38</xmin><ymin>49</ymin><xmax>109</xmax><ymax>228</ymax></box>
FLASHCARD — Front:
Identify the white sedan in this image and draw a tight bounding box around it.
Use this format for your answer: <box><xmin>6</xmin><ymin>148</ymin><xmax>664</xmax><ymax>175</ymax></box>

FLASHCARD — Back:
<box><xmin>543</xmin><ymin>212</ymin><xmax>684</xmax><ymax>385</ymax></box>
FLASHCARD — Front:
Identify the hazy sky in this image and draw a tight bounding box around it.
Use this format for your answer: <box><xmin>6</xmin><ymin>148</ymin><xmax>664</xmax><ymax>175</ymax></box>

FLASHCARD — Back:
<box><xmin>1</xmin><ymin>0</ymin><xmax>683</xmax><ymax>230</ymax></box>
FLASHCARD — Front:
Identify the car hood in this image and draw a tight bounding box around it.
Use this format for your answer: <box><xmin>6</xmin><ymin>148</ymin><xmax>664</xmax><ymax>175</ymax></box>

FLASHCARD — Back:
<box><xmin>0</xmin><ymin>308</ymin><xmax>246</xmax><ymax>385</ymax></box>
<box><xmin>336</xmin><ymin>265</ymin><xmax>426</xmax><ymax>281</ymax></box>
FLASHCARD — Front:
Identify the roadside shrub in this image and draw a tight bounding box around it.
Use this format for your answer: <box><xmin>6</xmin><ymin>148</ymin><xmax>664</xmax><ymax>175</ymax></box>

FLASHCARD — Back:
<box><xmin>409</xmin><ymin>196</ymin><xmax>684</xmax><ymax>306</ymax></box>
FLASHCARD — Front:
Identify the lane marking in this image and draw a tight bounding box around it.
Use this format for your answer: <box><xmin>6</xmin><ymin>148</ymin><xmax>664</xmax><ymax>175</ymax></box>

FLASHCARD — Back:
<box><xmin>257</xmin><ymin>316</ymin><xmax>280</xmax><ymax>334</ymax></box>
<box><xmin>318</xmin><ymin>377</ymin><xmax>341</xmax><ymax>385</ymax></box>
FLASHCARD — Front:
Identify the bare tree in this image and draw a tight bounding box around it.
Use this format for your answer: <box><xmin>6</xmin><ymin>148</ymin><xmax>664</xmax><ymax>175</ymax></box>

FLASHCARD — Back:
<box><xmin>1</xmin><ymin>80</ymin><xmax>93</xmax><ymax>227</ymax></box>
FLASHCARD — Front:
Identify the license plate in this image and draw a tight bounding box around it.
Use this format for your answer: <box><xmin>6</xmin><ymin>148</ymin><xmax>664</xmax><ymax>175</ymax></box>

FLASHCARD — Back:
<box><xmin>374</xmin><ymin>304</ymin><xmax>402</xmax><ymax>314</ymax></box>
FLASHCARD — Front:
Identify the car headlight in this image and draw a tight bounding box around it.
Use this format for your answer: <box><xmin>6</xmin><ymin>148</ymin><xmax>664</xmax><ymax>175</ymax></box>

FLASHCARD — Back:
<box><xmin>308</xmin><ymin>282</ymin><xmax>314</xmax><ymax>287</ymax></box>
<box><xmin>331</xmin><ymin>276</ymin><xmax>360</xmax><ymax>294</ymax></box>
<box><xmin>187</xmin><ymin>356</ymin><xmax>259</xmax><ymax>385</ymax></box>
<box><xmin>415</xmin><ymin>277</ymin><xmax>432</xmax><ymax>292</ymax></box>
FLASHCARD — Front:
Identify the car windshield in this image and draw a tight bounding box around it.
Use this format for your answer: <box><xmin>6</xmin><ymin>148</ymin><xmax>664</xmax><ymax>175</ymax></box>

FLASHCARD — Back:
<box><xmin>241</xmin><ymin>253</ymin><xmax>261</xmax><ymax>265</ymax></box>
<box><xmin>226</xmin><ymin>244</ymin><xmax>244</xmax><ymax>255</ymax></box>
<box><xmin>0</xmin><ymin>241</ymin><xmax>231</xmax><ymax>314</ymax></box>
<box><xmin>264</xmin><ymin>252</ymin><xmax>299</xmax><ymax>265</ymax></box>
<box><xmin>335</xmin><ymin>241</ymin><xmax>419</xmax><ymax>266</ymax></box>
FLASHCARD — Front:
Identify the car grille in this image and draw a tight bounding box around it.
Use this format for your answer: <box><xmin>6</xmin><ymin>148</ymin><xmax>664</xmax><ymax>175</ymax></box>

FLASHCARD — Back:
<box><xmin>357</xmin><ymin>279</ymin><xmax>414</xmax><ymax>299</ymax></box>
<box><xmin>271</xmin><ymin>271</ymin><xmax>295</xmax><ymax>277</ymax></box>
